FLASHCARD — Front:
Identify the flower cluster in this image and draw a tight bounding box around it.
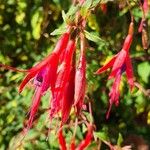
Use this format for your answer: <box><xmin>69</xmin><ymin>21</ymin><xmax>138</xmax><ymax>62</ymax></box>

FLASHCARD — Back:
<box><xmin>17</xmin><ymin>30</ymin><xmax>88</xmax><ymax>130</ymax></box>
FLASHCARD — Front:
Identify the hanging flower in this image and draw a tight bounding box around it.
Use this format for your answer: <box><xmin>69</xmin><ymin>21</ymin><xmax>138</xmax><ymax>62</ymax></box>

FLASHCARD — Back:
<box><xmin>49</xmin><ymin>38</ymin><xmax>76</xmax><ymax>123</ymax></box>
<box><xmin>74</xmin><ymin>33</ymin><xmax>86</xmax><ymax>114</ymax></box>
<box><xmin>95</xmin><ymin>22</ymin><xmax>134</xmax><ymax>118</ymax></box>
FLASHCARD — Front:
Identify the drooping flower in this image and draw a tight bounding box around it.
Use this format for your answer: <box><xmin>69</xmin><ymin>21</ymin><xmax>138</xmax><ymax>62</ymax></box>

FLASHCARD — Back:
<box><xmin>61</xmin><ymin>61</ymin><xmax>75</xmax><ymax>123</ymax></box>
<box><xmin>19</xmin><ymin>32</ymin><xmax>70</xmax><ymax>129</ymax></box>
<box><xmin>19</xmin><ymin>32</ymin><xmax>70</xmax><ymax>93</ymax></box>
<box><xmin>95</xmin><ymin>22</ymin><xmax>134</xmax><ymax>118</ymax></box>
<box><xmin>74</xmin><ymin>33</ymin><xmax>86</xmax><ymax>114</ymax></box>
<box><xmin>49</xmin><ymin>39</ymin><xmax>76</xmax><ymax>123</ymax></box>
<box><xmin>106</xmin><ymin>66</ymin><xmax>125</xmax><ymax>119</ymax></box>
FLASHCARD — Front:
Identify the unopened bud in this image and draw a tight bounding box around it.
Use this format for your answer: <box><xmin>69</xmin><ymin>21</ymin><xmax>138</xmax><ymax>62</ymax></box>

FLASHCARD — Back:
<box><xmin>128</xmin><ymin>22</ymin><xmax>134</xmax><ymax>35</ymax></box>
<box><xmin>142</xmin><ymin>28</ymin><xmax>149</xmax><ymax>50</ymax></box>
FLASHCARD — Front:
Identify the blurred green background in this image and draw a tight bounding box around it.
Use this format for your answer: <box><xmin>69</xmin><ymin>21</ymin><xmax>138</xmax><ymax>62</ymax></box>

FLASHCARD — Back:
<box><xmin>0</xmin><ymin>0</ymin><xmax>150</xmax><ymax>149</ymax></box>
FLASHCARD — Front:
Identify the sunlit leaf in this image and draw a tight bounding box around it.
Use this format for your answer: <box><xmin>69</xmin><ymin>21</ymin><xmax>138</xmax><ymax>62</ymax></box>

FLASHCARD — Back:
<box><xmin>138</xmin><ymin>62</ymin><xmax>150</xmax><ymax>83</ymax></box>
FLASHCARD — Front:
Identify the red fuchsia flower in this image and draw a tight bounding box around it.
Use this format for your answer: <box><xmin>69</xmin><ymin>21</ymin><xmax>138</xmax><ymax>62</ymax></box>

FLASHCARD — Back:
<box><xmin>74</xmin><ymin>33</ymin><xmax>86</xmax><ymax>114</ymax></box>
<box><xmin>19</xmin><ymin>32</ymin><xmax>69</xmax><ymax>93</ymax></box>
<box><xmin>95</xmin><ymin>22</ymin><xmax>134</xmax><ymax>119</ymax></box>
<box><xmin>19</xmin><ymin>32</ymin><xmax>70</xmax><ymax>129</ymax></box>
<box><xmin>74</xmin><ymin>54</ymin><xmax>86</xmax><ymax>114</ymax></box>
<box><xmin>49</xmin><ymin>38</ymin><xmax>76</xmax><ymax>123</ymax></box>
<box><xmin>61</xmin><ymin>62</ymin><xmax>75</xmax><ymax>123</ymax></box>
<box><xmin>106</xmin><ymin>66</ymin><xmax>125</xmax><ymax>119</ymax></box>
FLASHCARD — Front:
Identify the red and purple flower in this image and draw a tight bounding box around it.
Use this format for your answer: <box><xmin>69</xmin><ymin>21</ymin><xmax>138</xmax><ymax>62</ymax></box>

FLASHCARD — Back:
<box><xmin>19</xmin><ymin>32</ymin><xmax>70</xmax><ymax>129</ymax></box>
<box><xmin>95</xmin><ymin>22</ymin><xmax>134</xmax><ymax>118</ymax></box>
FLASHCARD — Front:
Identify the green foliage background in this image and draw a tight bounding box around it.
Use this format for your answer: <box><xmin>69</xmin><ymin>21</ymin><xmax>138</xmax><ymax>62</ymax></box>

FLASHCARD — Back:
<box><xmin>0</xmin><ymin>0</ymin><xmax>150</xmax><ymax>149</ymax></box>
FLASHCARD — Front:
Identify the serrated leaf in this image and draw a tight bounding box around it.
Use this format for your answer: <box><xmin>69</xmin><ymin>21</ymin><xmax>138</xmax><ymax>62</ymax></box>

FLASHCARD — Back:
<box><xmin>84</xmin><ymin>30</ymin><xmax>105</xmax><ymax>43</ymax></box>
<box><xmin>117</xmin><ymin>133</ymin><xmax>123</xmax><ymax>146</ymax></box>
<box><xmin>138</xmin><ymin>62</ymin><xmax>150</xmax><ymax>83</ymax></box>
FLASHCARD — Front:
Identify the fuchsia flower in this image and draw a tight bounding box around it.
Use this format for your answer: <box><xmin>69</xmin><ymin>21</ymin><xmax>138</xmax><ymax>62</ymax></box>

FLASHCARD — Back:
<box><xmin>19</xmin><ymin>32</ymin><xmax>70</xmax><ymax>129</ymax></box>
<box><xmin>49</xmin><ymin>39</ymin><xmax>76</xmax><ymax>123</ymax></box>
<box><xmin>1</xmin><ymin>29</ymin><xmax>87</xmax><ymax>129</ymax></box>
<box><xmin>74</xmin><ymin>33</ymin><xmax>86</xmax><ymax>114</ymax></box>
<box><xmin>95</xmin><ymin>22</ymin><xmax>134</xmax><ymax>118</ymax></box>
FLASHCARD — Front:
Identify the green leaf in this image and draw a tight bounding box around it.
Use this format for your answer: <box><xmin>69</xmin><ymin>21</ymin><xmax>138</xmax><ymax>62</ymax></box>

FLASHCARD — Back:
<box><xmin>31</xmin><ymin>8</ymin><xmax>43</xmax><ymax>40</ymax></box>
<box><xmin>63</xmin><ymin>5</ymin><xmax>78</xmax><ymax>24</ymax></box>
<box><xmin>91</xmin><ymin>0</ymin><xmax>101</xmax><ymax>8</ymax></box>
<box><xmin>62</xmin><ymin>10</ymin><xmax>67</xmax><ymax>22</ymax></box>
<box><xmin>84</xmin><ymin>30</ymin><xmax>105</xmax><ymax>43</ymax></box>
<box><xmin>117</xmin><ymin>133</ymin><xmax>123</xmax><ymax>146</ymax></box>
<box><xmin>82</xmin><ymin>0</ymin><xmax>92</xmax><ymax>9</ymax></box>
<box><xmin>80</xmin><ymin>0</ymin><xmax>92</xmax><ymax>17</ymax></box>
<box><xmin>25</xmin><ymin>129</ymin><xmax>39</xmax><ymax>140</ymax></box>
<box><xmin>138</xmin><ymin>62</ymin><xmax>150</xmax><ymax>83</ymax></box>
<box><xmin>94</xmin><ymin>131</ymin><xmax>109</xmax><ymax>141</ymax></box>
<box><xmin>135</xmin><ymin>95</ymin><xmax>145</xmax><ymax>114</ymax></box>
<box><xmin>50</xmin><ymin>25</ymin><xmax>66</xmax><ymax>35</ymax></box>
<box><xmin>82</xmin><ymin>123</ymin><xmax>87</xmax><ymax>133</ymax></box>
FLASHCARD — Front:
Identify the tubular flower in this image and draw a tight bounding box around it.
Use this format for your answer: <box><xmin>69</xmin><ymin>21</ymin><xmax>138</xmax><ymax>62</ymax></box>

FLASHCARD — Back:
<box><xmin>19</xmin><ymin>32</ymin><xmax>69</xmax><ymax>93</ymax></box>
<box><xmin>95</xmin><ymin>22</ymin><xmax>134</xmax><ymax>118</ymax></box>
<box><xmin>61</xmin><ymin>62</ymin><xmax>75</xmax><ymax>123</ymax></box>
<box><xmin>74</xmin><ymin>34</ymin><xmax>86</xmax><ymax>114</ymax></box>
<box><xmin>49</xmin><ymin>39</ymin><xmax>76</xmax><ymax>123</ymax></box>
<box><xmin>106</xmin><ymin>66</ymin><xmax>125</xmax><ymax>119</ymax></box>
<box><xmin>20</xmin><ymin>32</ymin><xmax>70</xmax><ymax>129</ymax></box>
<box><xmin>1</xmin><ymin>30</ymin><xmax>81</xmax><ymax>130</ymax></box>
